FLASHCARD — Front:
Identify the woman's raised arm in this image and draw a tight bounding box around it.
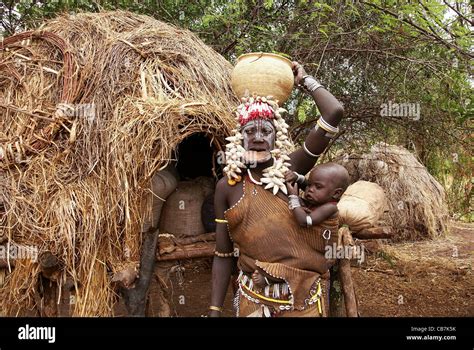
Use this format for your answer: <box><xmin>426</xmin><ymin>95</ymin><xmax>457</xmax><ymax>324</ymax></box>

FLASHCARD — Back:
<box><xmin>289</xmin><ymin>62</ymin><xmax>344</xmax><ymax>175</ymax></box>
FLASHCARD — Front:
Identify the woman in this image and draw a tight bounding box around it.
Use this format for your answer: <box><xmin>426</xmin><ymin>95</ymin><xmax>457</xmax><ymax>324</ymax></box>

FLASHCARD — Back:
<box><xmin>209</xmin><ymin>61</ymin><xmax>344</xmax><ymax>317</ymax></box>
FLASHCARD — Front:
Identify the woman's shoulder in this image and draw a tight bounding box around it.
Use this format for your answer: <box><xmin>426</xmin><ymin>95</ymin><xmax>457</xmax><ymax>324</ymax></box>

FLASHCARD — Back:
<box><xmin>215</xmin><ymin>176</ymin><xmax>244</xmax><ymax>197</ymax></box>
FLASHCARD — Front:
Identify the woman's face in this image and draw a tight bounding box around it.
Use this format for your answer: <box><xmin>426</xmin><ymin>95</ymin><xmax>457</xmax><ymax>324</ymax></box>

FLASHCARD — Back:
<box><xmin>241</xmin><ymin>119</ymin><xmax>276</xmax><ymax>153</ymax></box>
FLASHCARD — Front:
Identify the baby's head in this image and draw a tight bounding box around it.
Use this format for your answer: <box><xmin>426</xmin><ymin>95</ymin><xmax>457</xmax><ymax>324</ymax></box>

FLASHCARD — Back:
<box><xmin>304</xmin><ymin>163</ymin><xmax>350</xmax><ymax>205</ymax></box>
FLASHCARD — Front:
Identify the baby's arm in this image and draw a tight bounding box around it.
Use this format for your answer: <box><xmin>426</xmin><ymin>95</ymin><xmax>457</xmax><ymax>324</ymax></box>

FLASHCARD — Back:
<box><xmin>290</xmin><ymin>202</ymin><xmax>338</xmax><ymax>228</ymax></box>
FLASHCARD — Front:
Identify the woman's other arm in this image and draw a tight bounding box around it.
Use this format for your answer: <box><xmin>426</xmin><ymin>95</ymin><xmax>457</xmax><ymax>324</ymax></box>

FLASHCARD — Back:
<box><xmin>209</xmin><ymin>178</ymin><xmax>234</xmax><ymax>317</ymax></box>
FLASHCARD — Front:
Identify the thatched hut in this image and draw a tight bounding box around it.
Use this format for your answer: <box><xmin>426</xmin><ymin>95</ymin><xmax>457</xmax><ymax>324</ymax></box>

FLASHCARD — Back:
<box><xmin>0</xmin><ymin>11</ymin><xmax>238</xmax><ymax>316</ymax></box>
<box><xmin>335</xmin><ymin>143</ymin><xmax>450</xmax><ymax>241</ymax></box>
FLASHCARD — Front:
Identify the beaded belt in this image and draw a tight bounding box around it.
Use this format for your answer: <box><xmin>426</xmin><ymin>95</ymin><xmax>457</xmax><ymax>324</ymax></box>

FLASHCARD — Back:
<box><xmin>237</xmin><ymin>270</ymin><xmax>323</xmax><ymax>313</ymax></box>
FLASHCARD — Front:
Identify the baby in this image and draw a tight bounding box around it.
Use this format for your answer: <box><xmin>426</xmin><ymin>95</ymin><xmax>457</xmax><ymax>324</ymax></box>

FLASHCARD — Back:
<box><xmin>251</xmin><ymin>162</ymin><xmax>350</xmax><ymax>289</ymax></box>
<box><xmin>285</xmin><ymin>162</ymin><xmax>350</xmax><ymax>228</ymax></box>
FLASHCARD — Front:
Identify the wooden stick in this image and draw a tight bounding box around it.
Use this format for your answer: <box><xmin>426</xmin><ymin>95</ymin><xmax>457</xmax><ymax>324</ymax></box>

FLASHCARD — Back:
<box><xmin>123</xmin><ymin>229</ymin><xmax>160</xmax><ymax>316</ymax></box>
<box><xmin>352</xmin><ymin>226</ymin><xmax>392</xmax><ymax>240</ymax></box>
<box><xmin>329</xmin><ymin>263</ymin><xmax>346</xmax><ymax>317</ymax></box>
<box><xmin>156</xmin><ymin>242</ymin><xmax>215</xmax><ymax>261</ymax></box>
<box><xmin>339</xmin><ymin>259</ymin><xmax>358</xmax><ymax>317</ymax></box>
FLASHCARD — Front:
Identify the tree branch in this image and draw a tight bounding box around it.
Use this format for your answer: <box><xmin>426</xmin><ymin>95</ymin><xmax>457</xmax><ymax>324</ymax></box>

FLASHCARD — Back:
<box><xmin>362</xmin><ymin>1</ymin><xmax>473</xmax><ymax>59</ymax></box>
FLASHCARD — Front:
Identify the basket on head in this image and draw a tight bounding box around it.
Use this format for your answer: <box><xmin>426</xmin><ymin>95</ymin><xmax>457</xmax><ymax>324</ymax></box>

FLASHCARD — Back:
<box><xmin>231</xmin><ymin>52</ymin><xmax>294</xmax><ymax>105</ymax></box>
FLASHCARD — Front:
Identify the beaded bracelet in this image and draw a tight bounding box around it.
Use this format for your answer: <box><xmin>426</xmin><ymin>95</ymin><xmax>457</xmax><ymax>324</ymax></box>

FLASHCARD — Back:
<box><xmin>299</xmin><ymin>75</ymin><xmax>324</xmax><ymax>94</ymax></box>
<box><xmin>209</xmin><ymin>305</ymin><xmax>223</xmax><ymax>312</ymax></box>
<box><xmin>214</xmin><ymin>248</ymin><xmax>238</xmax><ymax>258</ymax></box>
<box><xmin>288</xmin><ymin>195</ymin><xmax>301</xmax><ymax>210</ymax></box>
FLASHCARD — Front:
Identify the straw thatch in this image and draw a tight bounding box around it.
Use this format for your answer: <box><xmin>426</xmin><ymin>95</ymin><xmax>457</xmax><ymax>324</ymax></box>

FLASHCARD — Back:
<box><xmin>0</xmin><ymin>11</ymin><xmax>238</xmax><ymax>316</ymax></box>
<box><xmin>335</xmin><ymin>143</ymin><xmax>449</xmax><ymax>241</ymax></box>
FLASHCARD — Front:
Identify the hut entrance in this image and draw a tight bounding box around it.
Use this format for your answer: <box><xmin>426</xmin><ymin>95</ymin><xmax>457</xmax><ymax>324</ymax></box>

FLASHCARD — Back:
<box><xmin>148</xmin><ymin>133</ymin><xmax>220</xmax><ymax>316</ymax></box>
<box><xmin>158</xmin><ymin>132</ymin><xmax>217</xmax><ymax>237</ymax></box>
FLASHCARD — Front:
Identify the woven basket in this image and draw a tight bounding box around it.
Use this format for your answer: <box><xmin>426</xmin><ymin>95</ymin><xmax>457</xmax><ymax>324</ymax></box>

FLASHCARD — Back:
<box><xmin>159</xmin><ymin>177</ymin><xmax>214</xmax><ymax>237</ymax></box>
<box><xmin>337</xmin><ymin>181</ymin><xmax>387</xmax><ymax>232</ymax></box>
<box><xmin>231</xmin><ymin>52</ymin><xmax>294</xmax><ymax>104</ymax></box>
<box><xmin>141</xmin><ymin>169</ymin><xmax>178</xmax><ymax>233</ymax></box>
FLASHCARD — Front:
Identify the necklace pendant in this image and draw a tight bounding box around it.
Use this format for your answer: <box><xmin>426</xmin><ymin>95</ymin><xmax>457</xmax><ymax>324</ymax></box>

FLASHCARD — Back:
<box><xmin>252</xmin><ymin>188</ymin><xmax>258</xmax><ymax>196</ymax></box>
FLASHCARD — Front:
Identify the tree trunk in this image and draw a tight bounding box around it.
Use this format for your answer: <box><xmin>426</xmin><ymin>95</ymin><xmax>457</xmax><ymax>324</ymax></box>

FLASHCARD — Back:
<box><xmin>38</xmin><ymin>277</ymin><xmax>58</xmax><ymax>317</ymax></box>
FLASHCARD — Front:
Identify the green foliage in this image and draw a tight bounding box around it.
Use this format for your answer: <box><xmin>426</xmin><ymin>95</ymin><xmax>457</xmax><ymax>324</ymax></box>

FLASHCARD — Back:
<box><xmin>297</xmin><ymin>98</ymin><xmax>319</xmax><ymax>123</ymax></box>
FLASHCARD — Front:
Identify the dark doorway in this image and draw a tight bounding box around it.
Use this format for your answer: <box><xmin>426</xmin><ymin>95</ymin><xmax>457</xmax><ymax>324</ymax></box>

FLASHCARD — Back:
<box><xmin>176</xmin><ymin>133</ymin><xmax>215</xmax><ymax>180</ymax></box>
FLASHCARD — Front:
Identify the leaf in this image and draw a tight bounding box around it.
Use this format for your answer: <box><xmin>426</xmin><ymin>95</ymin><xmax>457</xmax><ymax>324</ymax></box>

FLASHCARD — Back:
<box><xmin>318</xmin><ymin>28</ymin><xmax>329</xmax><ymax>38</ymax></box>
<box><xmin>263</xmin><ymin>0</ymin><xmax>273</xmax><ymax>10</ymax></box>
<box><xmin>297</xmin><ymin>108</ymin><xmax>307</xmax><ymax>123</ymax></box>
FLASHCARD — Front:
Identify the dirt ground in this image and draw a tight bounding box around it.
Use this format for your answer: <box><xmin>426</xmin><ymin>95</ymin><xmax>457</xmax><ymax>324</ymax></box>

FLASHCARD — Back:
<box><xmin>163</xmin><ymin>221</ymin><xmax>473</xmax><ymax>317</ymax></box>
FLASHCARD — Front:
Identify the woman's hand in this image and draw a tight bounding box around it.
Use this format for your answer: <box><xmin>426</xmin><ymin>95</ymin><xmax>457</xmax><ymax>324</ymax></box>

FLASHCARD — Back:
<box><xmin>284</xmin><ymin>170</ymin><xmax>298</xmax><ymax>184</ymax></box>
<box><xmin>292</xmin><ymin>61</ymin><xmax>307</xmax><ymax>86</ymax></box>
<box><xmin>286</xmin><ymin>181</ymin><xmax>299</xmax><ymax>196</ymax></box>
